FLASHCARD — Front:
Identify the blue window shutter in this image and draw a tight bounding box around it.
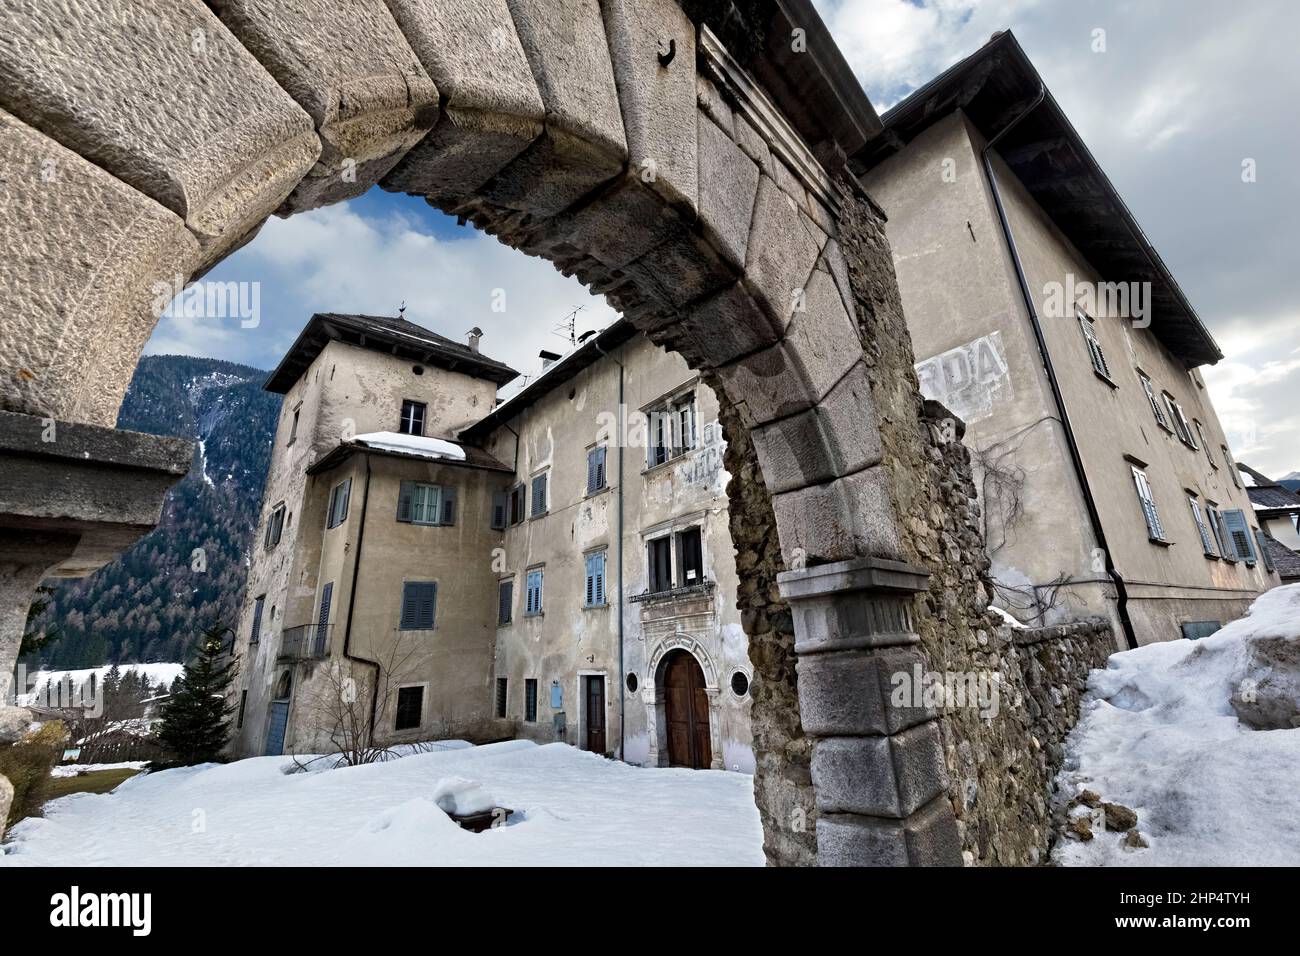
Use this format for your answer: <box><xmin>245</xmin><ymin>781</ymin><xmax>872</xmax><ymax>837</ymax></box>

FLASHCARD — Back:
<box><xmin>441</xmin><ymin>486</ymin><xmax>456</xmax><ymax>526</ymax></box>
<box><xmin>1222</xmin><ymin>509</ymin><xmax>1257</xmax><ymax>564</ymax></box>
<box><xmin>396</xmin><ymin>481</ymin><xmax>414</xmax><ymax>522</ymax></box>
<box><xmin>585</xmin><ymin>555</ymin><xmax>595</xmax><ymax>606</ymax></box>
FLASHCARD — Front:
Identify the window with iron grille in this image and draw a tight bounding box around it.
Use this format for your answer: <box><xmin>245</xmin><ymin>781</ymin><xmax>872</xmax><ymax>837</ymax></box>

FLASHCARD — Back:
<box><xmin>1131</xmin><ymin>466</ymin><xmax>1166</xmax><ymax>542</ymax></box>
<box><xmin>524</xmin><ymin>679</ymin><xmax>538</xmax><ymax>722</ymax></box>
<box><xmin>395</xmin><ymin>686</ymin><xmax>424</xmax><ymax>731</ymax></box>
<box><xmin>587</xmin><ymin>446</ymin><xmax>607</xmax><ymax>494</ymax></box>
<box><xmin>525</xmin><ymin>568</ymin><xmax>544</xmax><ymax>616</ymax></box>
<box><xmin>327</xmin><ymin>477</ymin><xmax>351</xmax><ymax>529</ymax></box>
<box><xmin>584</xmin><ymin>551</ymin><xmax>607</xmax><ymax>607</ymax></box>
<box><xmin>530</xmin><ymin>472</ymin><xmax>548</xmax><ymax>517</ymax></box>
<box><xmin>1077</xmin><ymin>308</ymin><xmax>1111</xmax><ymax>380</ymax></box>
<box><xmin>399</xmin><ymin>581</ymin><xmax>437</xmax><ymax>630</ymax></box>
<box><xmin>399</xmin><ymin>400</ymin><xmax>426</xmax><ymax>436</ymax></box>
<box><xmin>498</xmin><ymin>579</ymin><xmax>513</xmax><ymax>625</ymax></box>
<box><xmin>1188</xmin><ymin>496</ymin><xmax>1217</xmax><ymax>557</ymax></box>
<box><xmin>1138</xmin><ymin>372</ymin><xmax>1170</xmax><ymax>430</ymax></box>
<box><xmin>250</xmin><ymin>595</ymin><xmax>265</xmax><ymax>644</ymax></box>
<box><xmin>495</xmin><ymin>678</ymin><xmax>508</xmax><ymax>718</ymax></box>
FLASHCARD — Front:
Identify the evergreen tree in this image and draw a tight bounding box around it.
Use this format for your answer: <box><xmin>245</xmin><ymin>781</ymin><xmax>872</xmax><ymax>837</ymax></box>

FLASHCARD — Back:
<box><xmin>155</xmin><ymin>624</ymin><xmax>239</xmax><ymax>767</ymax></box>
<box><xmin>18</xmin><ymin>585</ymin><xmax>59</xmax><ymax>658</ymax></box>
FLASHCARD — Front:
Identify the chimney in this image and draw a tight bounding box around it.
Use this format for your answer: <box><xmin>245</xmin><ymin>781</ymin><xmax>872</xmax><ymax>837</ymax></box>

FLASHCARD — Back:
<box><xmin>466</xmin><ymin>326</ymin><xmax>483</xmax><ymax>353</ymax></box>
<box><xmin>539</xmin><ymin>349</ymin><xmax>561</xmax><ymax>372</ymax></box>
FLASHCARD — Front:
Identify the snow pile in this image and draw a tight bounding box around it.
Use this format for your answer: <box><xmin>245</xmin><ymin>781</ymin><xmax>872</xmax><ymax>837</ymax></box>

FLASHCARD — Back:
<box><xmin>1054</xmin><ymin>583</ymin><xmax>1300</xmax><ymax>866</ymax></box>
<box><xmin>51</xmin><ymin>762</ymin><xmax>148</xmax><ymax>778</ymax></box>
<box><xmin>0</xmin><ymin>741</ymin><xmax>763</xmax><ymax>866</ymax></box>
<box><xmin>431</xmin><ymin>776</ymin><xmax>497</xmax><ymax>816</ymax></box>
<box><xmin>353</xmin><ymin>432</ymin><xmax>466</xmax><ymax>461</ymax></box>
<box><xmin>18</xmin><ymin>663</ymin><xmax>184</xmax><ymax>707</ymax></box>
<box><xmin>987</xmin><ymin>605</ymin><xmax>1028</xmax><ymax>629</ymax></box>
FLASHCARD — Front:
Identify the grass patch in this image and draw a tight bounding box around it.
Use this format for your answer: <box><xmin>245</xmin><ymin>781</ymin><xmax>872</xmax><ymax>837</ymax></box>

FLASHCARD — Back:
<box><xmin>44</xmin><ymin>768</ymin><xmax>141</xmax><ymax>801</ymax></box>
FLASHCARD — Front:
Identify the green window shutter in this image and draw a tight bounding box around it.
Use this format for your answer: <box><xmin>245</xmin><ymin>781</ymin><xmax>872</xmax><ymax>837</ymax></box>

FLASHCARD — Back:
<box><xmin>401</xmin><ymin>581</ymin><xmax>437</xmax><ymax>629</ymax></box>
<box><xmin>1222</xmin><ymin>509</ymin><xmax>1257</xmax><ymax>564</ymax></box>
<box><xmin>441</xmin><ymin>486</ymin><xmax>457</xmax><ymax>526</ymax></box>
<box><xmin>396</xmin><ymin>481</ymin><xmax>414</xmax><ymax>522</ymax></box>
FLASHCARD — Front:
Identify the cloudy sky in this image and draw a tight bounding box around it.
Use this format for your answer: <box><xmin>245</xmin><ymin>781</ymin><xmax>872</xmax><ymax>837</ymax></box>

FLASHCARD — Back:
<box><xmin>147</xmin><ymin>0</ymin><xmax>1300</xmax><ymax>476</ymax></box>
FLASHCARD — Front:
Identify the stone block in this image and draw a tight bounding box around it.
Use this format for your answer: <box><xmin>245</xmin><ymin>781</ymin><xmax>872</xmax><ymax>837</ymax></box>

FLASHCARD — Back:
<box><xmin>0</xmin><ymin>109</ymin><xmax>200</xmax><ymax>426</ymax></box>
<box><xmin>751</xmin><ymin>361</ymin><xmax>881</xmax><ymax>493</ymax></box>
<box><xmin>696</xmin><ymin>75</ymin><xmax>735</xmax><ymax>140</ymax></box>
<box><xmin>382</xmin><ymin>0</ymin><xmax>545</xmax><ymax>202</ymax></box>
<box><xmin>811</xmin><ymin>721</ymin><xmax>948</xmax><ymax>817</ymax></box>
<box><xmin>602</xmin><ymin>0</ymin><xmax>698</xmax><ymax>212</ymax></box>
<box><xmin>744</xmin><ymin>175</ymin><xmax>824</xmax><ymax>330</ymax></box>
<box><xmin>209</xmin><ymin>0</ymin><xmax>440</xmax><ymax>214</ymax></box>
<box><xmin>622</xmin><ymin>230</ymin><xmax>735</xmax><ymax>312</ymax></box>
<box><xmin>817</xmin><ymin>797</ymin><xmax>962</xmax><ymax>866</ymax></box>
<box><xmin>0</xmin><ymin>0</ymin><xmax>320</xmax><ymax>270</ymax></box>
<box><xmin>698</xmin><ymin>112</ymin><xmax>760</xmax><ymax>273</ymax></box>
<box><xmin>796</xmin><ymin>646</ymin><xmax>935</xmax><ymax>737</ymax></box>
<box><xmin>771</xmin><ymin>466</ymin><xmax>904</xmax><ymax>565</ymax></box>
<box><xmin>676</xmin><ymin>282</ymin><xmax>782</xmax><ymax>371</ymax></box>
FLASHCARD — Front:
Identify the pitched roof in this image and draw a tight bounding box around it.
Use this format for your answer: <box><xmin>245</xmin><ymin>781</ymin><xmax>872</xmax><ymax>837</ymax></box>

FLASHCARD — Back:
<box><xmin>305</xmin><ymin>434</ymin><xmax>511</xmax><ymax>476</ymax></box>
<box><xmin>854</xmin><ymin>30</ymin><xmax>1223</xmax><ymax>368</ymax></box>
<box><xmin>1260</xmin><ymin>533</ymin><xmax>1300</xmax><ymax>581</ymax></box>
<box><xmin>264</xmin><ymin>313</ymin><xmax>519</xmax><ymax>394</ymax></box>
<box><xmin>1238</xmin><ymin>463</ymin><xmax>1300</xmax><ymax>512</ymax></box>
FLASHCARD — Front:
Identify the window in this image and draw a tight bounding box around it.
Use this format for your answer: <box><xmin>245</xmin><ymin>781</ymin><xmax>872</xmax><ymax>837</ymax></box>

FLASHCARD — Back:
<box><xmin>677</xmin><ymin>527</ymin><xmax>703</xmax><ymax>586</ymax></box>
<box><xmin>1223</xmin><ymin>446</ymin><xmax>1241</xmax><ymax>488</ymax></box>
<box><xmin>1175</xmin><ymin>404</ymin><xmax>1197</xmax><ymax>449</ymax></box>
<box><xmin>1207</xmin><ymin>505</ymin><xmax>1233</xmax><ymax>562</ymax></box>
<box><xmin>584</xmin><ymin>551</ymin><xmax>607</xmax><ymax>607</ymax></box>
<box><xmin>495</xmin><ymin>678</ymin><xmax>508</xmax><ymax>718</ymax></box>
<box><xmin>587</xmin><ymin>446</ymin><xmax>607</xmax><ymax>494</ymax></box>
<box><xmin>509</xmin><ymin>483</ymin><xmax>526</xmax><ymax>526</ymax></box>
<box><xmin>1138</xmin><ymin>373</ymin><xmax>1170</xmax><ymax>430</ymax></box>
<box><xmin>1181</xmin><ymin>621</ymin><xmax>1222</xmax><ymax>640</ymax></box>
<box><xmin>399</xmin><ymin>581</ymin><xmax>437</xmax><ymax>630</ymax></box>
<box><xmin>250</xmin><ymin>595</ymin><xmax>265</xmax><ymax>644</ymax></box>
<box><xmin>264</xmin><ymin>503</ymin><xmax>286</xmax><ymax>550</ymax></box>
<box><xmin>647</xmin><ymin>392</ymin><xmax>698</xmax><ymax>467</ymax></box>
<box><xmin>1222</xmin><ymin>509</ymin><xmax>1257</xmax><ymax>566</ymax></box>
<box><xmin>491</xmin><ymin>491</ymin><xmax>509</xmax><ymax>530</ymax></box>
<box><xmin>237</xmin><ymin>690</ymin><xmax>247</xmax><ymax>728</ymax></box>
<box><xmin>1195</xmin><ymin>421</ymin><xmax>1216</xmax><ymax>468</ymax></box>
<box><xmin>530</xmin><ymin>472</ymin><xmax>548</xmax><ymax>517</ymax></box>
<box><xmin>399</xmin><ymin>400</ymin><xmax>426</xmax><ymax>436</ymax></box>
<box><xmin>524</xmin><ymin>679</ymin><xmax>538</xmax><ymax>722</ymax></box>
<box><xmin>1077</xmin><ymin>307</ymin><xmax>1111</xmax><ymax>380</ymax></box>
<box><xmin>1130</xmin><ymin>466</ymin><xmax>1166</xmax><ymax>542</ymax></box>
<box><xmin>730</xmin><ymin>671</ymin><xmax>750</xmax><ymax>697</ymax></box>
<box><xmin>326</xmin><ymin>477</ymin><xmax>351</xmax><ymax>529</ymax></box>
<box><xmin>525</xmin><ymin>568</ymin><xmax>544</xmax><ymax>616</ymax></box>
<box><xmin>395</xmin><ymin>686</ymin><xmax>424</xmax><ymax>731</ymax></box>
<box><xmin>397</xmin><ymin>481</ymin><xmax>455</xmax><ymax>525</ymax></box>
<box><xmin>1256</xmin><ymin>530</ymin><xmax>1275</xmax><ymax>573</ymax></box>
<box><xmin>288</xmin><ymin>404</ymin><xmax>301</xmax><ymax>445</ymax></box>
<box><xmin>498</xmin><ymin>579</ymin><xmax>513</xmax><ymax>625</ymax></box>
<box><xmin>1188</xmin><ymin>496</ymin><xmax>1217</xmax><ymax>557</ymax></box>
<box><xmin>648</xmin><ymin>536</ymin><xmax>673</xmax><ymax>592</ymax></box>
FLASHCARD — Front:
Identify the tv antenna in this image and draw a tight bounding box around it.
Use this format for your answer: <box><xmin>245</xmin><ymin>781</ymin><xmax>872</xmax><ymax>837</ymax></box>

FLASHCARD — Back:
<box><xmin>552</xmin><ymin>304</ymin><xmax>587</xmax><ymax>347</ymax></box>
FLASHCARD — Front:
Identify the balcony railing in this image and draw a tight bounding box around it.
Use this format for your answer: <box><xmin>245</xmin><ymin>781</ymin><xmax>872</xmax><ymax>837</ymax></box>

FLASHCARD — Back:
<box><xmin>278</xmin><ymin>624</ymin><xmax>332</xmax><ymax>662</ymax></box>
<box><xmin>628</xmin><ymin>580</ymin><xmax>715</xmax><ymax>604</ymax></box>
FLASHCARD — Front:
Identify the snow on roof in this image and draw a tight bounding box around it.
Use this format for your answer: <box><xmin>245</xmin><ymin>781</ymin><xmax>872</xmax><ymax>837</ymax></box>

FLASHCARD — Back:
<box><xmin>1242</xmin><ymin>469</ymin><xmax>1257</xmax><ymax>487</ymax></box>
<box><xmin>352</xmin><ymin>432</ymin><xmax>467</xmax><ymax>462</ymax></box>
<box><xmin>18</xmin><ymin>663</ymin><xmax>184</xmax><ymax>705</ymax></box>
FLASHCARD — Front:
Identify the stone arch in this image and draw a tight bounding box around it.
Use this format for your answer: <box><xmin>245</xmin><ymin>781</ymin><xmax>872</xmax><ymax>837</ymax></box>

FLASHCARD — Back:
<box><xmin>643</xmin><ymin>634</ymin><xmax>722</xmax><ymax>770</ymax></box>
<box><xmin>0</xmin><ymin>0</ymin><xmax>957</xmax><ymax>865</ymax></box>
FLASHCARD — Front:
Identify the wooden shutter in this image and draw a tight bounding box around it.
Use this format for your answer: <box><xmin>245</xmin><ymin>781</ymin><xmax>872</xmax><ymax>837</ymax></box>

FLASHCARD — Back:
<box><xmin>317</xmin><ymin>582</ymin><xmax>333</xmax><ymax>629</ymax></box>
<box><xmin>495</xmin><ymin>678</ymin><xmax>508</xmax><ymax>717</ymax></box>
<box><xmin>491</xmin><ymin>491</ymin><xmax>508</xmax><ymax>530</ymax></box>
<box><xmin>1222</xmin><ymin>510</ymin><xmax>1257</xmax><ymax>564</ymax></box>
<box><xmin>337</xmin><ymin>478</ymin><xmax>351</xmax><ymax>525</ymax></box>
<box><xmin>400</xmin><ymin>581</ymin><xmax>436</xmax><ymax>629</ymax></box>
<box><xmin>250</xmin><ymin>596</ymin><xmax>264</xmax><ymax>643</ymax></box>
<box><xmin>531</xmin><ymin>473</ymin><xmax>547</xmax><ymax>516</ymax></box>
<box><xmin>587</xmin><ymin>447</ymin><xmax>606</xmax><ymax>493</ymax></box>
<box><xmin>498</xmin><ymin>580</ymin><xmax>513</xmax><ymax>625</ymax></box>
<box><xmin>1255</xmin><ymin>530</ymin><xmax>1275</xmax><ymax>572</ymax></box>
<box><xmin>396</xmin><ymin>481</ymin><xmax>414</xmax><ymax>522</ymax></box>
<box><xmin>585</xmin><ymin>554</ymin><xmax>596</xmax><ymax>606</ymax></box>
<box><xmin>441</xmin><ymin>486</ymin><xmax>457</xmax><ymax>525</ymax></box>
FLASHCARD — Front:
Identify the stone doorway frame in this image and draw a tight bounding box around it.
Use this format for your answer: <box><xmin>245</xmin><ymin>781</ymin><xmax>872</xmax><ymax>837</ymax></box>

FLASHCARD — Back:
<box><xmin>642</xmin><ymin>634</ymin><xmax>723</xmax><ymax>770</ymax></box>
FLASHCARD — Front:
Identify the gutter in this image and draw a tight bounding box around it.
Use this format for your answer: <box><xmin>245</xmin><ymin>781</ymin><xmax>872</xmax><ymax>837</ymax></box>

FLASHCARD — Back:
<box><xmin>592</xmin><ymin>337</ymin><xmax>626</xmax><ymax>761</ymax></box>
<box><xmin>980</xmin><ymin>85</ymin><xmax>1139</xmax><ymax>651</ymax></box>
<box><xmin>341</xmin><ymin>455</ymin><xmax>384</xmax><ymax>741</ymax></box>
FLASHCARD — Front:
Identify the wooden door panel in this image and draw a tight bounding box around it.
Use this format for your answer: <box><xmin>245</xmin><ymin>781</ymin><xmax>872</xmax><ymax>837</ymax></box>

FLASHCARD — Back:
<box><xmin>663</xmin><ymin>652</ymin><xmax>710</xmax><ymax>769</ymax></box>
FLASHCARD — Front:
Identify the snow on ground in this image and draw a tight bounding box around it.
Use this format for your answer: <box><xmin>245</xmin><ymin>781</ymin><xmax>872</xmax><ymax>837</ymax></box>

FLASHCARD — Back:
<box><xmin>1054</xmin><ymin>584</ymin><xmax>1300</xmax><ymax>866</ymax></box>
<box><xmin>17</xmin><ymin>663</ymin><xmax>184</xmax><ymax>706</ymax></box>
<box><xmin>0</xmin><ymin>741</ymin><xmax>764</xmax><ymax>867</ymax></box>
<box><xmin>51</xmin><ymin>762</ymin><xmax>149</xmax><ymax>778</ymax></box>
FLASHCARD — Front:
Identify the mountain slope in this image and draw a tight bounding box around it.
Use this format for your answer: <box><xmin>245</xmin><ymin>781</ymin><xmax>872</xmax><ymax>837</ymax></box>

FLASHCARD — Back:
<box><xmin>27</xmin><ymin>355</ymin><xmax>280</xmax><ymax>668</ymax></box>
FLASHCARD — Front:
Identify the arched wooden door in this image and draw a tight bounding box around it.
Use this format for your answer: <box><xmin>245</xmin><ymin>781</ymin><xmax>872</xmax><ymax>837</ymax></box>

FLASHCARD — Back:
<box><xmin>663</xmin><ymin>651</ymin><xmax>712</xmax><ymax>769</ymax></box>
